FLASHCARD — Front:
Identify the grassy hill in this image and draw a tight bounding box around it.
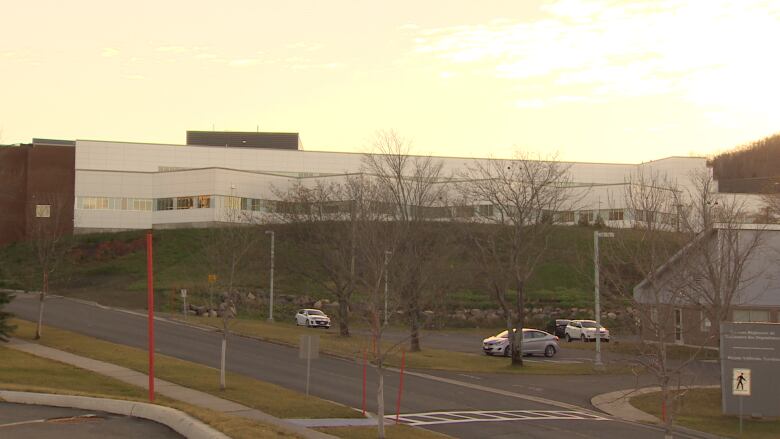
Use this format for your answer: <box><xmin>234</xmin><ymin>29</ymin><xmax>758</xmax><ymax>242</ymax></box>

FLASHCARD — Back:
<box><xmin>0</xmin><ymin>224</ymin><xmax>632</xmax><ymax>320</ymax></box>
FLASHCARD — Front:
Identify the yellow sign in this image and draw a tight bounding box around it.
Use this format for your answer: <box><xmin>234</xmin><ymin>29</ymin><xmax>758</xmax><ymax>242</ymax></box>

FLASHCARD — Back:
<box><xmin>208</xmin><ymin>274</ymin><xmax>217</xmax><ymax>284</ymax></box>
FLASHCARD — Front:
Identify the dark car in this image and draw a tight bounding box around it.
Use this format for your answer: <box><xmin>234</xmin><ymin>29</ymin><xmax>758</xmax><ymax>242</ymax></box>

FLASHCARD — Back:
<box><xmin>551</xmin><ymin>319</ymin><xmax>571</xmax><ymax>338</ymax></box>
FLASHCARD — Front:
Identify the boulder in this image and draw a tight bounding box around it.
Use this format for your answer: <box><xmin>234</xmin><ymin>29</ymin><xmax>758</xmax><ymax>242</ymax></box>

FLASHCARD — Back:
<box><xmin>313</xmin><ymin>300</ymin><xmax>323</xmax><ymax>309</ymax></box>
<box><xmin>247</xmin><ymin>292</ymin><xmax>256</xmax><ymax>301</ymax></box>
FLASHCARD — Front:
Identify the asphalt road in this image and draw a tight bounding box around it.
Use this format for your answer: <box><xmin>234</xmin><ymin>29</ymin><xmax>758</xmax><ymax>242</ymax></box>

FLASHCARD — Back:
<box><xmin>7</xmin><ymin>294</ymin><xmax>711</xmax><ymax>439</ymax></box>
<box><xmin>0</xmin><ymin>402</ymin><xmax>180</xmax><ymax>438</ymax></box>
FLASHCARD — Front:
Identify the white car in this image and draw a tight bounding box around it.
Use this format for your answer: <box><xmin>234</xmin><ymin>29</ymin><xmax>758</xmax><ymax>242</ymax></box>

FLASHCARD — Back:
<box><xmin>482</xmin><ymin>328</ymin><xmax>559</xmax><ymax>357</ymax></box>
<box><xmin>565</xmin><ymin>319</ymin><xmax>610</xmax><ymax>342</ymax></box>
<box><xmin>295</xmin><ymin>309</ymin><xmax>331</xmax><ymax>329</ymax></box>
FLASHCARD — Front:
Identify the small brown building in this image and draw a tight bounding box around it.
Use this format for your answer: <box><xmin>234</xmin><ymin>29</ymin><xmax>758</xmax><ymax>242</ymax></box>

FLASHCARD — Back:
<box><xmin>0</xmin><ymin>139</ymin><xmax>75</xmax><ymax>246</ymax></box>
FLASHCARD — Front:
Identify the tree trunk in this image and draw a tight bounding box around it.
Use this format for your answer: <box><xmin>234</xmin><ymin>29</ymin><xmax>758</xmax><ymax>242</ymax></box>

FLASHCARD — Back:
<box><xmin>376</xmin><ymin>367</ymin><xmax>385</xmax><ymax>439</ymax></box>
<box><xmin>35</xmin><ymin>272</ymin><xmax>48</xmax><ymax>340</ymax></box>
<box><xmin>35</xmin><ymin>291</ymin><xmax>45</xmax><ymax>340</ymax></box>
<box><xmin>409</xmin><ymin>305</ymin><xmax>421</xmax><ymax>352</ymax></box>
<box><xmin>512</xmin><ymin>281</ymin><xmax>525</xmax><ymax>366</ymax></box>
<box><xmin>338</xmin><ymin>299</ymin><xmax>350</xmax><ymax>337</ymax></box>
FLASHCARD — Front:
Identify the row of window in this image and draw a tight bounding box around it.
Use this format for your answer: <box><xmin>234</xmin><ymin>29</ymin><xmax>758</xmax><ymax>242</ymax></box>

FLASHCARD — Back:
<box><xmin>77</xmin><ymin>197</ymin><xmax>154</xmax><ymax>211</ymax></box>
<box><xmin>75</xmin><ymin>196</ymin><xmax>653</xmax><ymax>223</ymax></box>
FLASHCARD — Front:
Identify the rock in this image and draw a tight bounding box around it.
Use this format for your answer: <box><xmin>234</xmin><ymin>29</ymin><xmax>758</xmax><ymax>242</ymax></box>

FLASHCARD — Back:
<box><xmin>247</xmin><ymin>292</ymin><xmax>256</xmax><ymax>301</ymax></box>
<box><xmin>313</xmin><ymin>300</ymin><xmax>323</xmax><ymax>309</ymax></box>
<box><xmin>208</xmin><ymin>309</ymin><xmax>217</xmax><ymax>318</ymax></box>
<box><xmin>607</xmin><ymin>312</ymin><xmax>617</xmax><ymax>320</ymax></box>
<box><xmin>423</xmin><ymin>310</ymin><xmax>435</xmax><ymax>317</ymax></box>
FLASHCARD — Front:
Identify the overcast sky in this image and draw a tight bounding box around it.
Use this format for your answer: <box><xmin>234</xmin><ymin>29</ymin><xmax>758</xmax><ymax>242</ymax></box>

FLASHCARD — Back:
<box><xmin>2</xmin><ymin>0</ymin><xmax>779</xmax><ymax>163</ymax></box>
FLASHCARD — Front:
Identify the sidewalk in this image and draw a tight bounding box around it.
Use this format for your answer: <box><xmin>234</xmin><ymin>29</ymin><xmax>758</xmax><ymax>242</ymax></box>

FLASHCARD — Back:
<box><xmin>6</xmin><ymin>338</ymin><xmax>338</xmax><ymax>439</ymax></box>
<box><xmin>591</xmin><ymin>385</ymin><xmax>724</xmax><ymax>439</ymax></box>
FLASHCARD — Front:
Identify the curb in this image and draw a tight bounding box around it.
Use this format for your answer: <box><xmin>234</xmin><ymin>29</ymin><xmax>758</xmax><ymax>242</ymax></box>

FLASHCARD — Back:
<box><xmin>591</xmin><ymin>385</ymin><xmax>725</xmax><ymax>439</ymax></box>
<box><xmin>0</xmin><ymin>390</ymin><xmax>230</xmax><ymax>439</ymax></box>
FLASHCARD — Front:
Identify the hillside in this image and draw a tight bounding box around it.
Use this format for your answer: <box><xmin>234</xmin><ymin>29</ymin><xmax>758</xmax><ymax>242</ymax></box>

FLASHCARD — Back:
<box><xmin>711</xmin><ymin>132</ymin><xmax>780</xmax><ymax>193</ymax></box>
<box><xmin>0</xmin><ymin>224</ymin><xmax>643</xmax><ymax>323</ymax></box>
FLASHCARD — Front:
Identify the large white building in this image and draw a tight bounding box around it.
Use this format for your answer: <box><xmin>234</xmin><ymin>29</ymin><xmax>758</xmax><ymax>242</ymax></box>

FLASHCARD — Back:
<box><xmin>72</xmin><ymin>134</ymin><xmax>714</xmax><ymax>232</ymax></box>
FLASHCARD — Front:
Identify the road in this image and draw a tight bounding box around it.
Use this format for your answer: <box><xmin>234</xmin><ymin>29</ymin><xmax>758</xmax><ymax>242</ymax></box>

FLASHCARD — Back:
<box><xmin>0</xmin><ymin>402</ymin><xmax>180</xmax><ymax>438</ymax></box>
<box><xmin>8</xmin><ymin>294</ymin><xmax>710</xmax><ymax>439</ymax></box>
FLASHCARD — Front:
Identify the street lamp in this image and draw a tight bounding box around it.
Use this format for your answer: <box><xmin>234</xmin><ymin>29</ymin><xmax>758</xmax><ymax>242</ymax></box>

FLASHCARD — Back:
<box><xmin>594</xmin><ymin>230</ymin><xmax>614</xmax><ymax>370</ymax></box>
<box><xmin>265</xmin><ymin>230</ymin><xmax>275</xmax><ymax>321</ymax></box>
<box><xmin>384</xmin><ymin>250</ymin><xmax>392</xmax><ymax>325</ymax></box>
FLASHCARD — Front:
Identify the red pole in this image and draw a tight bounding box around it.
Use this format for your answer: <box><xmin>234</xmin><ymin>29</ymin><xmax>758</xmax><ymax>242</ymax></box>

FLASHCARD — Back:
<box><xmin>395</xmin><ymin>349</ymin><xmax>406</xmax><ymax>423</ymax></box>
<box><xmin>661</xmin><ymin>400</ymin><xmax>666</xmax><ymax>422</ymax></box>
<box><xmin>362</xmin><ymin>349</ymin><xmax>367</xmax><ymax>416</ymax></box>
<box><xmin>146</xmin><ymin>231</ymin><xmax>155</xmax><ymax>402</ymax></box>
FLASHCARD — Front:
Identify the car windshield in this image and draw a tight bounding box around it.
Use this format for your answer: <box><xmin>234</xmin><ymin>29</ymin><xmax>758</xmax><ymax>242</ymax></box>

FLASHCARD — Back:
<box><xmin>580</xmin><ymin>321</ymin><xmax>601</xmax><ymax>328</ymax></box>
<box><xmin>496</xmin><ymin>329</ymin><xmax>522</xmax><ymax>338</ymax></box>
<box><xmin>308</xmin><ymin>310</ymin><xmax>325</xmax><ymax>316</ymax></box>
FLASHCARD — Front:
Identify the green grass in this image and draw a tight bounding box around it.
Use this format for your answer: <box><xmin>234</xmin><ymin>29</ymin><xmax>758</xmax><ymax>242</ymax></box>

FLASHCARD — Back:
<box><xmin>562</xmin><ymin>339</ymin><xmax>720</xmax><ymax>360</ymax></box>
<box><xmin>0</xmin><ymin>225</ymin><xmax>607</xmax><ymax>313</ymax></box>
<box><xmin>631</xmin><ymin>388</ymin><xmax>780</xmax><ymax>439</ymax></box>
<box><xmin>0</xmin><ymin>345</ymin><xmax>297</xmax><ymax>438</ymax></box>
<box><xmin>11</xmin><ymin>319</ymin><xmax>360</xmax><ymax>419</ymax></box>
<box><xmin>183</xmin><ymin>316</ymin><xmax>628</xmax><ymax>375</ymax></box>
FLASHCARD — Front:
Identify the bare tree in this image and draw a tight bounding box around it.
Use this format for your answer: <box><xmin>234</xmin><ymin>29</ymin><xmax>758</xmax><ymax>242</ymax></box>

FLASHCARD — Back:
<box><xmin>349</xmin><ymin>182</ymin><xmax>403</xmax><ymax>439</ymax></box>
<box><xmin>677</xmin><ymin>170</ymin><xmax>765</xmax><ymax>342</ymax></box>
<box><xmin>272</xmin><ymin>175</ymin><xmax>370</xmax><ymax>337</ymax></box>
<box><xmin>458</xmin><ymin>153</ymin><xmax>573</xmax><ymax>366</ymax></box>
<box><xmin>204</xmin><ymin>196</ymin><xmax>263</xmax><ymax>390</ymax></box>
<box><xmin>28</xmin><ymin>193</ymin><xmax>74</xmax><ymax>340</ymax></box>
<box><xmin>362</xmin><ymin>129</ymin><xmax>450</xmax><ymax>352</ymax></box>
<box><xmin>601</xmin><ymin>169</ymin><xmax>768</xmax><ymax>437</ymax></box>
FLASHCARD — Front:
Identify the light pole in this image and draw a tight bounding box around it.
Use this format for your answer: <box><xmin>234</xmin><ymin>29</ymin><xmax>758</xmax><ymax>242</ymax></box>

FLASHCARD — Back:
<box><xmin>265</xmin><ymin>230</ymin><xmax>275</xmax><ymax>321</ymax></box>
<box><xmin>594</xmin><ymin>230</ymin><xmax>614</xmax><ymax>370</ymax></box>
<box><xmin>384</xmin><ymin>250</ymin><xmax>391</xmax><ymax>325</ymax></box>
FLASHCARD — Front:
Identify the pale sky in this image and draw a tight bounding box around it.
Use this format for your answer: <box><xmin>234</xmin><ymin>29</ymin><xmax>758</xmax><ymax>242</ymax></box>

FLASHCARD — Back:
<box><xmin>2</xmin><ymin>0</ymin><xmax>779</xmax><ymax>163</ymax></box>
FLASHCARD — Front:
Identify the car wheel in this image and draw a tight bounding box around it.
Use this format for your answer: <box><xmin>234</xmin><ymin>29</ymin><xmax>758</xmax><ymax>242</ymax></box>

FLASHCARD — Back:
<box><xmin>504</xmin><ymin>345</ymin><xmax>512</xmax><ymax>357</ymax></box>
<box><xmin>566</xmin><ymin>333</ymin><xmax>572</xmax><ymax>342</ymax></box>
<box><xmin>544</xmin><ymin>345</ymin><xmax>556</xmax><ymax>357</ymax></box>
<box><xmin>581</xmin><ymin>334</ymin><xmax>587</xmax><ymax>342</ymax></box>
<box><xmin>306</xmin><ymin>320</ymin><xmax>311</xmax><ymax>328</ymax></box>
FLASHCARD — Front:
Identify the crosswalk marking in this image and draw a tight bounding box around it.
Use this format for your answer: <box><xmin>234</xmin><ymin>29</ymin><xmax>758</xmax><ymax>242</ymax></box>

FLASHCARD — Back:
<box><xmin>388</xmin><ymin>410</ymin><xmax>609</xmax><ymax>426</ymax></box>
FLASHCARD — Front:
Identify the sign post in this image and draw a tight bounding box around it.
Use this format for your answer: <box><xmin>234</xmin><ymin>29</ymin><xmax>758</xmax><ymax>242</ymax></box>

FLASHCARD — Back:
<box><xmin>732</xmin><ymin>368</ymin><xmax>751</xmax><ymax>434</ymax></box>
<box><xmin>146</xmin><ymin>231</ymin><xmax>155</xmax><ymax>402</ymax></box>
<box><xmin>299</xmin><ymin>335</ymin><xmax>320</xmax><ymax>396</ymax></box>
<box><xmin>180</xmin><ymin>289</ymin><xmax>188</xmax><ymax>319</ymax></box>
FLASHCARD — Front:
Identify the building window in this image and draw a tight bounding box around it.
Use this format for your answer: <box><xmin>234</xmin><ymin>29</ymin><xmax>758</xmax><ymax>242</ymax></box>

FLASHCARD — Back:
<box><xmin>608</xmin><ymin>209</ymin><xmax>624</xmax><ymax>221</ymax></box>
<box><xmin>578</xmin><ymin>210</ymin><xmax>595</xmax><ymax>222</ymax></box>
<box><xmin>224</xmin><ymin>196</ymin><xmax>241</xmax><ymax>210</ymax></box>
<box><xmin>555</xmin><ymin>211</ymin><xmax>575</xmax><ymax>223</ymax></box>
<box><xmin>700</xmin><ymin>311</ymin><xmax>711</xmax><ymax>332</ymax></box>
<box><xmin>197</xmin><ymin>195</ymin><xmax>211</xmax><ymax>208</ymax></box>
<box><xmin>35</xmin><ymin>204</ymin><xmax>51</xmax><ymax>218</ymax></box>
<box><xmin>176</xmin><ymin>197</ymin><xmax>195</xmax><ymax>209</ymax></box>
<box><xmin>156</xmin><ymin>198</ymin><xmax>174</xmax><ymax>211</ymax></box>
<box><xmin>477</xmin><ymin>204</ymin><xmax>494</xmax><ymax>217</ymax></box>
<box><xmin>733</xmin><ymin>309</ymin><xmax>770</xmax><ymax>322</ymax></box>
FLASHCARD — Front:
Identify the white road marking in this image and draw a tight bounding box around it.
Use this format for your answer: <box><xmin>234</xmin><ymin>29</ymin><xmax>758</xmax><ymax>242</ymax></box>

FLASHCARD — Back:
<box><xmin>388</xmin><ymin>410</ymin><xmax>609</xmax><ymax>426</ymax></box>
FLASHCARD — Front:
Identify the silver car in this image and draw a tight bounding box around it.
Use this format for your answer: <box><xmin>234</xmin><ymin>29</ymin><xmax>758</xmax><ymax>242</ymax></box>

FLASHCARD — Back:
<box><xmin>482</xmin><ymin>328</ymin><xmax>560</xmax><ymax>357</ymax></box>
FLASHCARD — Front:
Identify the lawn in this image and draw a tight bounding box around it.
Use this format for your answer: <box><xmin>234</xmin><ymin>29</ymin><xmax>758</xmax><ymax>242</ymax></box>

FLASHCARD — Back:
<box><xmin>10</xmin><ymin>319</ymin><xmax>360</xmax><ymax>419</ymax></box>
<box><xmin>0</xmin><ymin>345</ymin><xmax>296</xmax><ymax>439</ymax></box>
<box><xmin>631</xmin><ymin>388</ymin><xmax>780</xmax><ymax>439</ymax></box>
<box><xmin>182</xmin><ymin>316</ymin><xmax>627</xmax><ymax>375</ymax></box>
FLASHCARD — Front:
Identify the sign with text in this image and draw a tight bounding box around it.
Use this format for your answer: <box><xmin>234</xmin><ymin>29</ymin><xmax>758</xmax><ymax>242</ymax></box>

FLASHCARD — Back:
<box><xmin>732</xmin><ymin>368</ymin><xmax>751</xmax><ymax>396</ymax></box>
<box><xmin>721</xmin><ymin>322</ymin><xmax>780</xmax><ymax>416</ymax></box>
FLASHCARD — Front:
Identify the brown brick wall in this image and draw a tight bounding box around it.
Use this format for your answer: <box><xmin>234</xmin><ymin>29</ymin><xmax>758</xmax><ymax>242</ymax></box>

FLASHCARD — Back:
<box><xmin>0</xmin><ymin>144</ymin><xmax>74</xmax><ymax>246</ymax></box>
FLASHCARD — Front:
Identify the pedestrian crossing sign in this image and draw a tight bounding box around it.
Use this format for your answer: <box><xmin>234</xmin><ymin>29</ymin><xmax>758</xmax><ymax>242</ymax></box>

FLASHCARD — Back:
<box><xmin>732</xmin><ymin>368</ymin><xmax>751</xmax><ymax>396</ymax></box>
